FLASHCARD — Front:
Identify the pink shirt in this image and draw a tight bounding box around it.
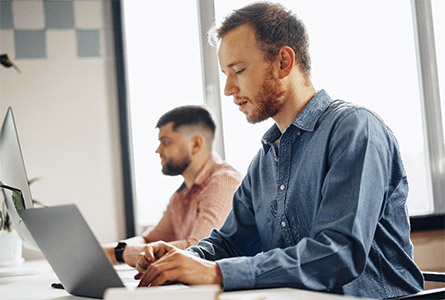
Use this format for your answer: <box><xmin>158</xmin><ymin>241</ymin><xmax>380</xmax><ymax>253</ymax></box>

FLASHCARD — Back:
<box><xmin>123</xmin><ymin>153</ymin><xmax>241</xmax><ymax>266</ymax></box>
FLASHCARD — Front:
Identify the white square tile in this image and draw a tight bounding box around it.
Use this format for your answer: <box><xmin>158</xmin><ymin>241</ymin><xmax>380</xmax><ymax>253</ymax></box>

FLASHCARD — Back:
<box><xmin>46</xmin><ymin>29</ymin><xmax>76</xmax><ymax>59</ymax></box>
<box><xmin>74</xmin><ymin>0</ymin><xmax>103</xmax><ymax>29</ymax></box>
<box><xmin>0</xmin><ymin>30</ymin><xmax>15</xmax><ymax>58</ymax></box>
<box><xmin>12</xmin><ymin>0</ymin><xmax>45</xmax><ymax>29</ymax></box>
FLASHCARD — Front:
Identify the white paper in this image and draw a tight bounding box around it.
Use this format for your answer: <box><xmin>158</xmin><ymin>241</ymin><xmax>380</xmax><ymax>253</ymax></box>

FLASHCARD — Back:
<box><xmin>104</xmin><ymin>284</ymin><xmax>221</xmax><ymax>300</ymax></box>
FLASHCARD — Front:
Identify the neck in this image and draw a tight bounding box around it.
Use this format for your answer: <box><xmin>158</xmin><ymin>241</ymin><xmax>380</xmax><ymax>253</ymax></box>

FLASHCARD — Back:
<box><xmin>182</xmin><ymin>151</ymin><xmax>212</xmax><ymax>188</ymax></box>
<box><xmin>273</xmin><ymin>79</ymin><xmax>316</xmax><ymax>132</ymax></box>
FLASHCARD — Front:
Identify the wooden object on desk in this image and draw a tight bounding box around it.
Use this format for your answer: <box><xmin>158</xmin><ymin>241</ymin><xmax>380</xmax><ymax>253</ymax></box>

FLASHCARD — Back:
<box><xmin>411</xmin><ymin>229</ymin><xmax>445</xmax><ymax>290</ymax></box>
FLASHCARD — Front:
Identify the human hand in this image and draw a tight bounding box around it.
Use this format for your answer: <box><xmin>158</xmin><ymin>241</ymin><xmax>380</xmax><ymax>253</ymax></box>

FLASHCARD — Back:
<box><xmin>134</xmin><ymin>241</ymin><xmax>172</xmax><ymax>276</ymax></box>
<box><xmin>135</xmin><ymin>241</ymin><xmax>223</xmax><ymax>287</ymax></box>
<box><xmin>103</xmin><ymin>246</ymin><xmax>118</xmax><ymax>265</ymax></box>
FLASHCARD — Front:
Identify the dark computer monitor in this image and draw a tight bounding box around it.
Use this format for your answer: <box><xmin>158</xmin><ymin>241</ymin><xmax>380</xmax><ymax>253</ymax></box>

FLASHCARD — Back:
<box><xmin>0</xmin><ymin>107</ymin><xmax>38</xmax><ymax>249</ymax></box>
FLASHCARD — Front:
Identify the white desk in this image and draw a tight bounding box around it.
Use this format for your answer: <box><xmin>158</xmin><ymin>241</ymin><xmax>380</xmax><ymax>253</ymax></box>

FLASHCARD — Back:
<box><xmin>0</xmin><ymin>260</ymin><xmax>83</xmax><ymax>300</ymax></box>
<box><xmin>0</xmin><ymin>260</ymin><xmax>366</xmax><ymax>300</ymax></box>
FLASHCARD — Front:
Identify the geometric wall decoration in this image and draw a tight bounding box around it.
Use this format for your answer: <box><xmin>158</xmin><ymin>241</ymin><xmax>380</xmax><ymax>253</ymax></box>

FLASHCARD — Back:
<box><xmin>44</xmin><ymin>0</ymin><xmax>75</xmax><ymax>29</ymax></box>
<box><xmin>0</xmin><ymin>0</ymin><xmax>102</xmax><ymax>59</ymax></box>
<box><xmin>77</xmin><ymin>29</ymin><xmax>100</xmax><ymax>57</ymax></box>
<box><xmin>15</xmin><ymin>30</ymin><xmax>46</xmax><ymax>58</ymax></box>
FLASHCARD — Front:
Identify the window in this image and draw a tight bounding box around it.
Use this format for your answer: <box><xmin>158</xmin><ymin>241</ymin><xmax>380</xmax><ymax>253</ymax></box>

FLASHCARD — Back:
<box><xmin>432</xmin><ymin>0</ymin><xmax>445</xmax><ymax>156</ymax></box>
<box><xmin>122</xmin><ymin>1</ymin><xmax>204</xmax><ymax>230</ymax></box>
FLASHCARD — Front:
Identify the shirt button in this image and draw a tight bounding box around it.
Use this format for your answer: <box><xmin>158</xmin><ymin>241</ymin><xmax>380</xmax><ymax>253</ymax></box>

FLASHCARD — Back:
<box><xmin>280</xmin><ymin>184</ymin><xmax>285</xmax><ymax>190</ymax></box>
<box><xmin>281</xmin><ymin>221</ymin><xmax>286</xmax><ymax>227</ymax></box>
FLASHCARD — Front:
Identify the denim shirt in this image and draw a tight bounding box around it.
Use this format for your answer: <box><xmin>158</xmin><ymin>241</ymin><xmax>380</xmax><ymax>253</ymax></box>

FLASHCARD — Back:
<box><xmin>188</xmin><ymin>90</ymin><xmax>424</xmax><ymax>299</ymax></box>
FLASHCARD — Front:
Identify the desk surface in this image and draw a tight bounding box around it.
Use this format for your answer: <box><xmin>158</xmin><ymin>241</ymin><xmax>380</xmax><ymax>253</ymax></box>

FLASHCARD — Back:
<box><xmin>0</xmin><ymin>259</ymin><xmax>80</xmax><ymax>300</ymax></box>
<box><xmin>0</xmin><ymin>260</ymin><xmax>366</xmax><ymax>300</ymax></box>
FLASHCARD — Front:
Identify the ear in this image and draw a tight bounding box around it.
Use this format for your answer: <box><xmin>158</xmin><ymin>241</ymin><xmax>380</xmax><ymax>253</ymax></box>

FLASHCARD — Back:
<box><xmin>190</xmin><ymin>134</ymin><xmax>204</xmax><ymax>155</ymax></box>
<box><xmin>278</xmin><ymin>46</ymin><xmax>295</xmax><ymax>79</ymax></box>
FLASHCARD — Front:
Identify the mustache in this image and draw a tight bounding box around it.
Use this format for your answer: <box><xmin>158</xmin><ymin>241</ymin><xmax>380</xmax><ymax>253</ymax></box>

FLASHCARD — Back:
<box><xmin>235</xmin><ymin>96</ymin><xmax>249</xmax><ymax>102</ymax></box>
<box><xmin>234</xmin><ymin>96</ymin><xmax>249</xmax><ymax>105</ymax></box>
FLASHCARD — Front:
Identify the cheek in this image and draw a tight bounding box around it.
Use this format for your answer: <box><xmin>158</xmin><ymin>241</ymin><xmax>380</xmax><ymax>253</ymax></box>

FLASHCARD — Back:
<box><xmin>239</xmin><ymin>77</ymin><xmax>258</xmax><ymax>96</ymax></box>
<box><xmin>161</xmin><ymin>145</ymin><xmax>175</xmax><ymax>156</ymax></box>
<box><xmin>166</xmin><ymin>144</ymin><xmax>187</xmax><ymax>158</ymax></box>
<box><xmin>242</xmin><ymin>69</ymin><xmax>267</xmax><ymax>93</ymax></box>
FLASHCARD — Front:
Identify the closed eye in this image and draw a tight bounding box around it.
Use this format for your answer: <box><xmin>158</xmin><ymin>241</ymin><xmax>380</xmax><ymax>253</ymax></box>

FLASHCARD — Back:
<box><xmin>235</xmin><ymin>68</ymin><xmax>245</xmax><ymax>75</ymax></box>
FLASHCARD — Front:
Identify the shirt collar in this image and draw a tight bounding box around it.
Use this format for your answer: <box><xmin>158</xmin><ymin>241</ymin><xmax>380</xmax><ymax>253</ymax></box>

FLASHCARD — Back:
<box><xmin>261</xmin><ymin>89</ymin><xmax>331</xmax><ymax>152</ymax></box>
<box><xmin>177</xmin><ymin>153</ymin><xmax>220</xmax><ymax>193</ymax></box>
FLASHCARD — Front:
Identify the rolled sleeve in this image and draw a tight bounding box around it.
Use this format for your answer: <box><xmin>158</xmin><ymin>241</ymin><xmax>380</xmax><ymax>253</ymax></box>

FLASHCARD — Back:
<box><xmin>217</xmin><ymin>256</ymin><xmax>256</xmax><ymax>290</ymax></box>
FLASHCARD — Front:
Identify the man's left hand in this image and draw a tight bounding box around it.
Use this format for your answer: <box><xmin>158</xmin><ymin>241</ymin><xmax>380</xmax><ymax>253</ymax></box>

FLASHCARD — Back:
<box><xmin>135</xmin><ymin>242</ymin><xmax>223</xmax><ymax>287</ymax></box>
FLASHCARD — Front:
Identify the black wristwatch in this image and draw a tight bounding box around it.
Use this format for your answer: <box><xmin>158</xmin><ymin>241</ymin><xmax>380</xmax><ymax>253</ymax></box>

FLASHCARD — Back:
<box><xmin>114</xmin><ymin>242</ymin><xmax>127</xmax><ymax>263</ymax></box>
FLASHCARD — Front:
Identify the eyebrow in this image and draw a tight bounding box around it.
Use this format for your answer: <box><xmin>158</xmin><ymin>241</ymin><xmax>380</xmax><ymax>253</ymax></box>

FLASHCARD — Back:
<box><xmin>221</xmin><ymin>61</ymin><xmax>244</xmax><ymax>74</ymax></box>
<box><xmin>158</xmin><ymin>135</ymin><xmax>170</xmax><ymax>141</ymax></box>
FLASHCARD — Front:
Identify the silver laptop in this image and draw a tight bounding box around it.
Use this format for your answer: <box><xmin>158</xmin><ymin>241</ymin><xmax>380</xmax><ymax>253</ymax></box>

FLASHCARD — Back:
<box><xmin>19</xmin><ymin>204</ymin><xmax>136</xmax><ymax>299</ymax></box>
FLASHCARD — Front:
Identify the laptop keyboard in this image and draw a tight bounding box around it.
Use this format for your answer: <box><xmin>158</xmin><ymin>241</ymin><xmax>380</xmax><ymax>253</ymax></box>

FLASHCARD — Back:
<box><xmin>114</xmin><ymin>265</ymin><xmax>139</xmax><ymax>288</ymax></box>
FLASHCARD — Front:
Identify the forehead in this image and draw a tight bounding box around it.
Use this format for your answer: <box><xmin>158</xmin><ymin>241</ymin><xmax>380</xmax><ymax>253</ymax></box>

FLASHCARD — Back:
<box><xmin>158</xmin><ymin>122</ymin><xmax>181</xmax><ymax>138</ymax></box>
<box><xmin>217</xmin><ymin>24</ymin><xmax>264</xmax><ymax>67</ymax></box>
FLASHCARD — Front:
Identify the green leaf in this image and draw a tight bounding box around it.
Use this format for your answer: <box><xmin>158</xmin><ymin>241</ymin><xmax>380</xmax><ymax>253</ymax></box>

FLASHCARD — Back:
<box><xmin>12</xmin><ymin>190</ymin><xmax>25</xmax><ymax>211</ymax></box>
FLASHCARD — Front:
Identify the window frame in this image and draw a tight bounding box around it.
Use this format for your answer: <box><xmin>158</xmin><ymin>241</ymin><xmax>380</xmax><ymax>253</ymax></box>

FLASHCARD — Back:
<box><xmin>112</xmin><ymin>0</ymin><xmax>137</xmax><ymax>237</ymax></box>
<box><xmin>411</xmin><ymin>0</ymin><xmax>445</xmax><ymax>215</ymax></box>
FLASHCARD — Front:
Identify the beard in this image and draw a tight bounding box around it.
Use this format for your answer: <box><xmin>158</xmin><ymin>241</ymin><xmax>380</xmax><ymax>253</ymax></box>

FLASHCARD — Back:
<box><xmin>161</xmin><ymin>153</ymin><xmax>191</xmax><ymax>176</ymax></box>
<box><xmin>245</xmin><ymin>66</ymin><xmax>286</xmax><ymax>124</ymax></box>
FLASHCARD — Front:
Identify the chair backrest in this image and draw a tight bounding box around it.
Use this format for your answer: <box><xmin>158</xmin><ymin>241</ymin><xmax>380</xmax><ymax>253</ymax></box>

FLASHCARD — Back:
<box><xmin>423</xmin><ymin>271</ymin><xmax>445</xmax><ymax>283</ymax></box>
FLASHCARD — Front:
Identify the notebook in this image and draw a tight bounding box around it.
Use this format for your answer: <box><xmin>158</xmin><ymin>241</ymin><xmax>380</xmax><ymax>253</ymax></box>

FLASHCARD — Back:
<box><xmin>19</xmin><ymin>204</ymin><xmax>137</xmax><ymax>298</ymax></box>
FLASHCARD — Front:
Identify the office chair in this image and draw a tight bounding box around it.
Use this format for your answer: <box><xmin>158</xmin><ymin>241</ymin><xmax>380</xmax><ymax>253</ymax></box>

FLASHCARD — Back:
<box><xmin>390</xmin><ymin>271</ymin><xmax>445</xmax><ymax>299</ymax></box>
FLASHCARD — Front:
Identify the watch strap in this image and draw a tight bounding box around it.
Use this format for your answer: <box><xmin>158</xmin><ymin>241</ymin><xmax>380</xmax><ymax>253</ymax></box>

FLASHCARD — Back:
<box><xmin>114</xmin><ymin>242</ymin><xmax>127</xmax><ymax>263</ymax></box>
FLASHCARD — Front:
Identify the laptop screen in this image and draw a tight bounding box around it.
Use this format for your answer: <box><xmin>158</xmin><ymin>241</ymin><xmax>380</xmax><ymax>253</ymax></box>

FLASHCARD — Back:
<box><xmin>19</xmin><ymin>205</ymin><xmax>126</xmax><ymax>298</ymax></box>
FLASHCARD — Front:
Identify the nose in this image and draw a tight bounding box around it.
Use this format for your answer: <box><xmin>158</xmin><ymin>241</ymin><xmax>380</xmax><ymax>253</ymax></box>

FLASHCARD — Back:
<box><xmin>224</xmin><ymin>75</ymin><xmax>238</xmax><ymax>97</ymax></box>
<box><xmin>155</xmin><ymin>144</ymin><xmax>161</xmax><ymax>154</ymax></box>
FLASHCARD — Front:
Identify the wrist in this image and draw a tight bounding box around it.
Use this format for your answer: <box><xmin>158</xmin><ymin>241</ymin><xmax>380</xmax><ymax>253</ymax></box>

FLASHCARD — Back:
<box><xmin>212</xmin><ymin>262</ymin><xmax>223</xmax><ymax>285</ymax></box>
<box><xmin>114</xmin><ymin>242</ymin><xmax>127</xmax><ymax>263</ymax></box>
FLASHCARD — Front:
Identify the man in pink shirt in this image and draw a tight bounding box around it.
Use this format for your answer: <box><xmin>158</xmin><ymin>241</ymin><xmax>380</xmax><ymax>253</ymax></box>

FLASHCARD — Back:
<box><xmin>104</xmin><ymin>105</ymin><xmax>241</xmax><ymax>267</ymax></box>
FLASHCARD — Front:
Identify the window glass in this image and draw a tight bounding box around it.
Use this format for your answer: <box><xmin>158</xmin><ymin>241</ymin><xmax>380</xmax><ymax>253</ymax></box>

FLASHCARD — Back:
<box><xmin>215</xmin><ymin>0</ymin><xmax>432</xmax><ymax>215</ymax></box>
<box><xmin>432</xmin><ymin>0</ymin><xmax>445</xmax><ymax>149</ymax></box>
<box><xmin>123</xmin><ymin>1</ymin><xmax>204</xmax><ymax>229</ymax></box>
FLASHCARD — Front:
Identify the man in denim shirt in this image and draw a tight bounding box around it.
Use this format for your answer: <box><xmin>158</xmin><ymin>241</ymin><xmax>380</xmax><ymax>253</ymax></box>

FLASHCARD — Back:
<box><xmin>135</xmin><ymin>2</ymin><xmax>424</xmax><ymax>298</ymax></box>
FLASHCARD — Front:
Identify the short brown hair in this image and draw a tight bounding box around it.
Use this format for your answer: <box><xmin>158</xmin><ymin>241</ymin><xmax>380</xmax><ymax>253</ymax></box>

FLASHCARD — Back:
<box><xmin>212</xmin><ymin>2</ymin><xmax>311</xmax><ymax>75</ymax></box>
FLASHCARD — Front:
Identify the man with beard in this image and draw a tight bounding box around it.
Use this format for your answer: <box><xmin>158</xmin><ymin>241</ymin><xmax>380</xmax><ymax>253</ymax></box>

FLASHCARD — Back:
<box><xmin>104</xmin><ymin>105</ymin><xmax>241</xmax><ymax>267</ymax></box>
<box><xmin>134</xmin><ymin>3</ymin><xmax>424</xmax><ymax>299</ymax></box>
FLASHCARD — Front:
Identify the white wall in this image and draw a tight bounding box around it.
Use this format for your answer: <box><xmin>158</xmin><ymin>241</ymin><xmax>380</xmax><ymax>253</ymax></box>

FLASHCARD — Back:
<box><xmin>0</xmin><ymin>1</ymin><xmax>125</xmax><ymax>259</ymax></box>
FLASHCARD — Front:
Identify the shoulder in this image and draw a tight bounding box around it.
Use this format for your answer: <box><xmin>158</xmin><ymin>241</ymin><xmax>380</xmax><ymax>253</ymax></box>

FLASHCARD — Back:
<box><xmin>320</xmin><ymin>100</ymin><xmax>398</xmax><ymax>152</ymax></box>
<box><xmin>322</xmin><ymin>100</ymin><xmax>392</xmax><ymax>134</ymax></box>
<box><xmin>324</xmin><ymin>100</ymin><xmax>383</xmax><ymax>123</ymax></box>
<box><xmin>198</xmin><ymin>161</ymin><xmax>242</xmax><ymax>199</ymax></box>
<box><xmin>324</xmin><ymin>100</ymin><xmax>370</xmax><ymax>121</ymax></box>
<box><xmin>209</xmin><ymin>160</ymin><xmax>243</xmax><ymax>184</ymax></box>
